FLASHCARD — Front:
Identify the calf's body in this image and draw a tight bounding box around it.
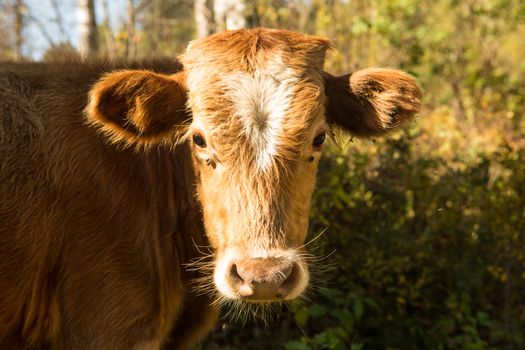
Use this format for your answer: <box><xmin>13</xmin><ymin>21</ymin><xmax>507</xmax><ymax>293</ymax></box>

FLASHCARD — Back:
<box><xmin>0</xmin><ymin>61</ymin><xmax>217</xmax><ymax>349</ymax></box>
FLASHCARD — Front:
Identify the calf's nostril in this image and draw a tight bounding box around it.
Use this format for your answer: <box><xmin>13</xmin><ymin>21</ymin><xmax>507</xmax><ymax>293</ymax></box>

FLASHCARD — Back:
<box><xmin>230</xmin><ymin>263</ymin><xmax>254</xmax><ymax>297</ymax></box>
<box><xmin>229</xmin><ymin>264</ymin><xmax>244</xmax><ymax>285</ymax></box>
<box><xmin>280</xmin><ymin>263</ymin><xmax>299</xmax><ymax>290</ymax></box>
<box><xmin>280</xmin><ymin>265</ymin><xmax>293</xmax><ymax>281</ymax></box>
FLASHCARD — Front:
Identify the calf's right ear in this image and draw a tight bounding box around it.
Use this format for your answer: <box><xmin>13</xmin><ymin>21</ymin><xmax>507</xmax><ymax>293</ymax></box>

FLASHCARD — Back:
<box><xmin>86</xmin><ymin>70</ymin><xmax>189</xmax><ymax>146</ymax></box>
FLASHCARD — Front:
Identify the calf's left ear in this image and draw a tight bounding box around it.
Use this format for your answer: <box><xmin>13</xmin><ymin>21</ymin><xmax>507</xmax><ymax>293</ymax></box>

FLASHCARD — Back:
<box><xmin>86</xmin><ymin>70</ymin><xmax>189</xmax><ymax>146</ymax></box>
<box><xmin>324</xmin><ymin>68</ymin><xmax>422</xmax><ymax>137</ymax></box>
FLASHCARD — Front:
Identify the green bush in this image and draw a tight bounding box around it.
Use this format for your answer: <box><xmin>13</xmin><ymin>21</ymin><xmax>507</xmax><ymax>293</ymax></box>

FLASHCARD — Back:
<box><xmin>287</xmin><ymin>137</ymin><xmax>525</xmax><ymax>350</ymax></box>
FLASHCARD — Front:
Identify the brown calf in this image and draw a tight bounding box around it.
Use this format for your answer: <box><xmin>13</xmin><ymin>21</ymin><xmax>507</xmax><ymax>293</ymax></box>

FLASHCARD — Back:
<box><xmin>0</xmin><ymin>28</ymin><xmax>421</xmax><ymax>349</ymax></box>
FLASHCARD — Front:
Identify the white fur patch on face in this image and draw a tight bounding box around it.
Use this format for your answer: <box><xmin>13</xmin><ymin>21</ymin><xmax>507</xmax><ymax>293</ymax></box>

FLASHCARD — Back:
<box><xmin>222</xmin><ymin>56</ymin><xmax>300</xmax><ymax>170</ymax></box>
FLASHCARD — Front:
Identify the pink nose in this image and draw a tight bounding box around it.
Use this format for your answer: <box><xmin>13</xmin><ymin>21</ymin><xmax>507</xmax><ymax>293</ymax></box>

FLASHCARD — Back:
<box><xmin>228</xmin><ymin>257</ymin><xmax>298</xmax><ymax>301</ymax></box>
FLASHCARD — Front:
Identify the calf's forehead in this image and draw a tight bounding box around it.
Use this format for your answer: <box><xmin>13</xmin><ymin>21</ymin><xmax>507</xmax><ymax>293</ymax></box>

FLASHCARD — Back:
<box><xmin>180</xmin><ymin>29</ymin><xmax>330</xmax><ymax>74</ymax></box>
<box><xmin>180</xmin><ymin>29</ymin><xmax>330</xmax><ymax>167</ymax></box>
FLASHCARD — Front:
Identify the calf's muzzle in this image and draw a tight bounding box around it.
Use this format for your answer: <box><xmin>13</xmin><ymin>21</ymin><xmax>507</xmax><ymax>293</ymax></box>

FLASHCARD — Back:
<box><xmin>227</xmin><ymin>257</ymin><xmax>299</xmax><ymax>301</ymax></box>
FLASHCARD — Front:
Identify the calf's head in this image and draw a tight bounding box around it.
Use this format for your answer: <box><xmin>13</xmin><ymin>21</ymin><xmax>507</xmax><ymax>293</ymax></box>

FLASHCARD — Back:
<box><xmin>87</xmin><ymin>29</ymin><xmax>421</xmax><ymax>303</ymax></box>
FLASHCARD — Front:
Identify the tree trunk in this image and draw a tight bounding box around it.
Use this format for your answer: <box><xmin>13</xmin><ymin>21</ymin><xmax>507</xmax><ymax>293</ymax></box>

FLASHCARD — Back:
<box><xmin>14</xmin><ymin>0</ymin><xmax>24</xmax><ymax>60</ymax></box>
<box><xmin>148</xmin><ymin>0</ymin><xmax>163</xmax><ymax>52</ymax></box>
<box><xmin>125</xmin><ymin>0</ymin><xmax>136</xmax><ymax>59</ymax></box>
<box><xmin>77</xmin><ymin>0</ymin><xmax>98</xmax><ymax>60</ymax></box>
<box><xmin>214</xmin><ymin>0</ymin><xmax>246</xmax><ymax>32</ymax></box>
<box><xmin>194</xmin><ymin>0</ymin><xmax>214</xmax><ymax>39</ymax></box>
<box><xmin>100</xmin><ymin>0</ymin><xmax>117</xmax><ymax>59</ymax></box>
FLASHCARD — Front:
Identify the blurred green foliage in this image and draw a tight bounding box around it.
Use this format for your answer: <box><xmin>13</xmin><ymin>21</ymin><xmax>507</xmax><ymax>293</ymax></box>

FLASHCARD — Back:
<box><xmin>201</xmin><ymin>0</ymin><xmax>525</xmax><ymax>349</ymax></box>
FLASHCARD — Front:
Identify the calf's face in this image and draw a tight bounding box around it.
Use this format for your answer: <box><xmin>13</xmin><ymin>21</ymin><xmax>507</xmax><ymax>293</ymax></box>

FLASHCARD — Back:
<box><xmin>87</xmin><ymin>29</ymin><xmax>421</xmax><ymax>304</ymax></box>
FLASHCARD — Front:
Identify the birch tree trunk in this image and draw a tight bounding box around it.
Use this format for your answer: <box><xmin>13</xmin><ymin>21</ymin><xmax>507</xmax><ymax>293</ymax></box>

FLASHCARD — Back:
<box><xmin>194</xmin><ymin>0</ymin><xmax>214</xmax><ymax>39</ymax></box>
<box><xmin>214</xmin><ymin>0</ymin><xmax>246</xmax><ymax>32</ymax></box>
<box><xmin>77</xmin><ymin>0</ymin><xmax>98</xmax><ymax>60</ymax></box>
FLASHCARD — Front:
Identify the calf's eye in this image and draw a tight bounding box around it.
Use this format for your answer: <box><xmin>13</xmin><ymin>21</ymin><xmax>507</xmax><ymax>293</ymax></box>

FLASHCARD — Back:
<box><xmin>313</xmin><ymin>133</ymin><xmax>326</xmax><ymax>147</ymax></box>
<box><xmin>193</xmin><ymin>133</ymin><xmax>206</xmax><ymax>148</ymax></box>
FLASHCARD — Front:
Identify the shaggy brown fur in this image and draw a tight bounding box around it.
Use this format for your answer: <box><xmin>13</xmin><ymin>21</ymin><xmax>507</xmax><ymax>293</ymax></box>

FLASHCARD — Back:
<box><xmin>0</xmin><ymin>28</ymin><xmax>421</xmax><ymax>349</ymax></box>
<box><xmin>0</xmin><ymin>59</ymin><xmax>217</xmax><ymax>349</ymax></box>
